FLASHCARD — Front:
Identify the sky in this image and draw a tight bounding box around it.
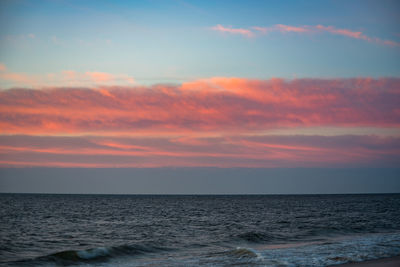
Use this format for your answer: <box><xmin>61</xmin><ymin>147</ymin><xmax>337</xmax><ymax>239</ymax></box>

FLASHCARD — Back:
<box><xmin>0</xmin><ymin>0</ymin><xmax>399</xmax><ymax>193</ymax></box>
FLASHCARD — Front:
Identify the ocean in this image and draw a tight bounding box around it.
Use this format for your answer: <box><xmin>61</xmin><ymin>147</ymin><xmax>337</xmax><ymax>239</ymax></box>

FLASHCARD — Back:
<box><xmin>1</xmin><ymin>194</ymin><xmax>400</xmax><ymax>266</ymax></box>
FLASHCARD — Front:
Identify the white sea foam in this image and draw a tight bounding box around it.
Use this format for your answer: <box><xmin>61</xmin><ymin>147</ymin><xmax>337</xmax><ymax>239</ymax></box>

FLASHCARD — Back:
<box><xmin>257</xmin><ymin>232</ymin><xmax>400</xmax><ymax>266</ymax></box>
<box><xmin>76</xmin><ymin>232</ymin><xmax>400</xmax><ymax>267</ymax></box>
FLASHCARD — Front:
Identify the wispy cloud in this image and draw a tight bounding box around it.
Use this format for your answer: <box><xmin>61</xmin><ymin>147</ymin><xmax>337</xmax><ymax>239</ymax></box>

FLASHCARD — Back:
<box><xmin>0</xmin><ymin>64</ymin><xmax>38</xmax><ymax>85</ymax></box>
<box><xmin>210</xmin><ymin>24</ymin><xmax>254</xmax><ymax>38</ymax></box>
<box><xmin>0</xmin><ymin>63</ymin><xmax>7</xmax><ymax>72</ymax></box>
<box><xmin>212</xmin><ymin>24</ymin><xmax>400</xmax><ymax>47</ymax></box>
<box><xmin>0</xmin><ymin>134</ymin><xmax>399</xmax><ymax>168</ymax></box>
<box><xmin>51</xmin><ymin>35</ymin><xmax>62</xmax><ymax>45</ymax></box>
<box><xmin>0</xmin><ymin>64</ymin><xmax>135</xmax><ymax>88</ymax></box>
<box><xmin>259</xmin><ymin>24</ymin><xmax>309</xmax><ymax>33</ymax></box>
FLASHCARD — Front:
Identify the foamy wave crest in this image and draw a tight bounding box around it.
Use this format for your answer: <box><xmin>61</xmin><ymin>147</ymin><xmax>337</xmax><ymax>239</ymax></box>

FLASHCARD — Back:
<box><xmin>49</xmin><ymin>247</ymin><xmax>111</xmax><ymax>262</ymax></box>
<box><xmin>76</xmin><ymin>247</ymin><xmax>110</xmax><ymax>260</ymax></box>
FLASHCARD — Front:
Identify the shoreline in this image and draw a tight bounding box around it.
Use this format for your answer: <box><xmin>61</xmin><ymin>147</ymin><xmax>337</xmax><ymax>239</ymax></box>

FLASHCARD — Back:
<box><xmin>331</xmin><ymin>255</ymin><xmax>400</xmax><ymax>267</ymax></box>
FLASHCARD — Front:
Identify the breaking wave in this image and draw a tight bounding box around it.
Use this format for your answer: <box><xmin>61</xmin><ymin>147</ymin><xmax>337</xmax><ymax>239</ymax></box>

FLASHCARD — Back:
<box><xmin>10</xmin><ymin>243</ymin><xmax>171</xmax><ymax>266</ymax></box>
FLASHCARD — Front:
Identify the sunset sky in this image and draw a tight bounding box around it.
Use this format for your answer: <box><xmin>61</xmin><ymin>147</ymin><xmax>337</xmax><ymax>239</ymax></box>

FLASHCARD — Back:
<box><xmin>0</xmin><ymin>0</ymin><xmax>399</xmax><ymax>193</ymax></box>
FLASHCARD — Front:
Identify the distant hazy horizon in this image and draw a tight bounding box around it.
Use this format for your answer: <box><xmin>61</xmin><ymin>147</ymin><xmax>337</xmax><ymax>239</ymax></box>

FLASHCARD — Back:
<box><xmin>1</xmin><ymin>167</ymin><xmax>399</xmax><ymax>195</ymax></box>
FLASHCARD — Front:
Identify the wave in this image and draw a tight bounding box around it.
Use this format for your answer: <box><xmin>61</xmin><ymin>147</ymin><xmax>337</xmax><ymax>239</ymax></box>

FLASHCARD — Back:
<box><xmin>225</xmin><ymin>247</ymin><xmax>260</xmax><ymax>259</ymax></box>
<box><xmin>206</xmin><ymin>246</ymin><xmax>263</xmax><ymax>264</ymax></box>
<box><xmin>235</xmin><ymin>228</ymin><xmax>367</xmax><ymax>245</ymax></box>
<box><xmin>47</xmin><ymin>247</ymin><xmax>113</xmax><ymax>262</ymax></box>
<box><xmin>22</xmin><ymin>243</ymin><xmax>170</xmax><ymax>265</ymax></box>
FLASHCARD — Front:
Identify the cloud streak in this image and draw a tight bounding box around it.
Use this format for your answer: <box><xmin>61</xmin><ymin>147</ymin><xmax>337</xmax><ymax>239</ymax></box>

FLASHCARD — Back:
<box><xmin>0</xmin><ymin>65</ymin><xmax>135</xmax><ymax>88</ymax></box>
<box><xmin>212</xmin><ymin>24</ymin><xmax>400</xmax><ymax>46</ymax></box>
<box><xmin>0</xmin><ymin>134</ymin><xmax>399</xmax><ymax>168</ymax></box>
<box><xmin>210</xmin><ymin>24</ymin><xmax>254</xmax><ymax>37</ymax></box>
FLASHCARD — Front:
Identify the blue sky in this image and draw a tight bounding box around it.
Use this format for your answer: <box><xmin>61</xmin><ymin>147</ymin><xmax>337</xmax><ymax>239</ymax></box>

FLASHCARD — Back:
<box><xmin>1</xmin><ymin>0</ymin><xmax>399</xmax><ymax>86</ymax></box>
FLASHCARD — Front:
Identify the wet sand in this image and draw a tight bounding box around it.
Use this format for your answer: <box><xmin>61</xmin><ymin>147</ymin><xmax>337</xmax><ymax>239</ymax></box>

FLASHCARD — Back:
<box><xmin>332</xmin><ymin>256</ymin><xmax>400</xmax><ymax>267</ymax></box>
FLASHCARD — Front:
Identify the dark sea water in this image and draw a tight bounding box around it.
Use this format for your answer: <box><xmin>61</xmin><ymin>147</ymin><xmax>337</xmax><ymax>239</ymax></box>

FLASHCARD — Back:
<box><xmin>1</xmin><ymin>194</ymin><xmax>400</xmax><ymax>266</ymax></box>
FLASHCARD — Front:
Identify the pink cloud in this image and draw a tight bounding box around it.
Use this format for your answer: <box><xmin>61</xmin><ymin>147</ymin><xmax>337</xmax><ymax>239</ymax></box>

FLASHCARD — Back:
<box><xmin>0</xmin><ymin>134</ymin><xmax>398</xmax><ymax>168</ymax></box>
<box><xmin>251</xmin><ymin>25</ymin><xmax>312</xmax><ymax>34</ymax></box>
<box><xmin>86</xmin><ymin>72</ymin><xmax>114</xmax><ymax>83</ymax></box>
<box><xmin>251</xmin><ymin>26</ymin><xmax>270</xmax><ymax>34</ymax></box>
<box><xmin>0</xmin><ymin>69</ymin><xmax>135</xmax><ymax>88</ymax></box>
<box><xmin>61</xmin><ymin>70</ymin><xmax>77</xmax><ymax>80</ymax></box>
<box><xmin>0</xmin><ymin>72</ymin><xmax>38</xmax><ymax>86</ymax></box>
<box><xmin>274</xmin><ymin>24</ymin><xmax>310</xmax><ymax>33</ymax></box>
<box><xmin>211</xmin><ymin>24</ymin><xmax>254</xmax><ymax>37</ymax></box>
<box><xmin>0</xmin><ymin>63</ymin><xmax>38</xmax><ymax>86</ymax></box>
<box><xmin>0</xmin><ymin>63</ymin><xmax>6</xmax><ymax>72</ymax></box>
<box><xmin>1</xmin><ymin>73</ymin><xmax>399</xmax><ymax>168</ymax></box>
<box><xmin>213</xmin><ymin>24</ymin><xmax>400</xmax><ymax>47</ymax></box>
<box><xmin>0</xmin><ymin>77</ymin><xmax>399</xmax><ymax>136</ymax></box>
<box><xmin>314</xmin><ymin>25</ymin><xmax>364</xmax><ymax>39</ymax></box>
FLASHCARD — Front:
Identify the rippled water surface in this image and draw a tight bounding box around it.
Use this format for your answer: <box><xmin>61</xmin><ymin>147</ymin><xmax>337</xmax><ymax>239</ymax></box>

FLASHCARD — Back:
<box><xmin>1</xmin><ymin>194</ymin><xmax>400</xmax><ymax>266</ymax></box>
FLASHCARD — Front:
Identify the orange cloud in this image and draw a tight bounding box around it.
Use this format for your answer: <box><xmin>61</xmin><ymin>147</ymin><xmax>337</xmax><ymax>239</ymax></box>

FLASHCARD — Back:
<box><xmin>0</xmin><ymin>63</ymin><xmax>6</xmax><ymax>72</ymax></box>
<box><xmin>0</xmin><ymin>77</ymin><xmax>399</xmax><ymax>136</ymax></box>
<box><xmin>86</xmin><ymin>72</ymin><xmax>114</xmax><ymax>83</ymax></box>
<box><xmin>0</xmin><ymin>72</ymin><xmax>38</xmax><ymax>86</ymax></box>
<box><xmin>0</xmin><ymin>65</ymin><xmax>135</xmax><ymax>88</ymax></box>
